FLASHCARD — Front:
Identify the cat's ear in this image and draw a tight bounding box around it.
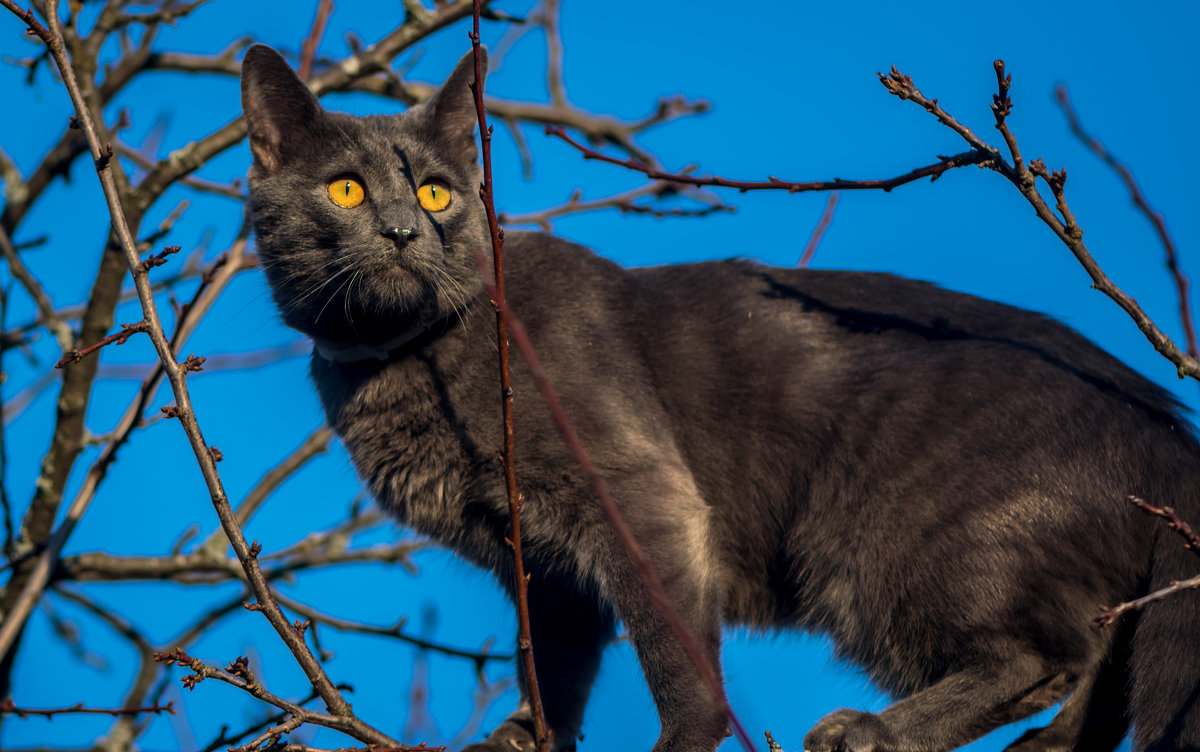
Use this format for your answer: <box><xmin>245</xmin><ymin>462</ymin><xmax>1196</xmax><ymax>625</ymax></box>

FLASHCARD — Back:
<box><xmin>425</xmin><ymin>48</ymin><xmax>487</xmax><ymax>154</ymax></box>
<box><xmin>241</xmin><ymin>44</ymin><xmax>322</xmax><ymax>171</ymax></box>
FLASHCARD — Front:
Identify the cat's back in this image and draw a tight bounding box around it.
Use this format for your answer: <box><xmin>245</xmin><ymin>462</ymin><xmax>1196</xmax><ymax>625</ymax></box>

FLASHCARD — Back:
<box><xmin>500</xmin><ymin>233</ymin><xmax>1182</xmax><ymax>429</ymax></box>
<box><xmin>633</xmin><ymin>258</ymin><xmax>1178</xmax><ymax>418</ymax></box>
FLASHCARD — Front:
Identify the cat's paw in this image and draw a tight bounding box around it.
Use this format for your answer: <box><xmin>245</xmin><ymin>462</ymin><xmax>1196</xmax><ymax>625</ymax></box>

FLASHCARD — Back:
<box><xmin>803</xmin><ymin>709</ymin><xmax>893</xmax><ymax>752</ymax></box>
<box><xmin>460</xmin><ymin>719</ymin><xmax>537</xmax><ymax>752</ymax></box>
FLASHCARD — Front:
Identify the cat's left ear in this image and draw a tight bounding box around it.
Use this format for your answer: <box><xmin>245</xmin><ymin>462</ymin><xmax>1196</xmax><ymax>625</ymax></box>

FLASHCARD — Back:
<box><xmin>425</xmin><ymin>48</ymin><xmax>487</xmax><ymax>155</ymax></box>
<box><xmin>241</xmin><ymin>44</ymin><xmax>323</xmax><ymax>171</ymax></box>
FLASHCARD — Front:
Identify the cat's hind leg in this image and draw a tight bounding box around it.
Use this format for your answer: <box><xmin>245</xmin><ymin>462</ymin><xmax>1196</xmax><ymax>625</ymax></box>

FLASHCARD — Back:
<box><xmin>1002</xmin><ymin>625</ymin><xmax>1130</xmax><ymax>752</ymax></box>
<box><xmin>803</xmin><ymin>650</ymin><xmax>1087</xmax><ymax>752</ymax></box>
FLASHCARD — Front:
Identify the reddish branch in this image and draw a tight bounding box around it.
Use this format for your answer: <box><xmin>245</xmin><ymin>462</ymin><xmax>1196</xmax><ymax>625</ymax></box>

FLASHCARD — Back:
<box><xmin>799</xmin><ymin>192</ymin><xmax>839</xmax><ymax>268</ymax></box>
<box><xmin>470</xmin><ymin>3</ymin><xmax>550</xmax><ymax>749</ymax></box>
<box><xmin>0</xmin><ymin>698</ymin><xmax>175</xmax><ymax>718</ymax></box>
<box><xmin>1055</xmin><ymin>84</ymin><xmax>1198</xmax><ymax>360</ymax></box>
<box><xmin>547</xmin><ymin>125</ymin><xmax>988</xmax><ymax>193</ymax></box>
<box><xmin>1129</xmin><ymin>495</ymin><xmax>1200</xmax><ymax>552</ymax></box>
<box><xmin>55</xmin><ymin>321</ymin><xmax>149</xmax><ymax>368</ymax></box>
<box><xmin>298</xmin><ymin>0</ymin><xmax>334</xmax><ymax>80</ymax></box>
<box><xmin>138</xmin><ymin>244</ymin><xmax>181</xmax><ymax>273</ymax></box>
<box><xmin>1098</xmin><ymin>498</ymin><xmax>1200</xmax><ymax>627</ymax></box>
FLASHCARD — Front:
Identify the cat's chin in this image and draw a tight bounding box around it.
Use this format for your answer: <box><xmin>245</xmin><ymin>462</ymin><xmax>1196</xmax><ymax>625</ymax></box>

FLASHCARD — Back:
<box><xmin>320</xmin><ymin>258</ymin><xmax>440</xmax><ymax>315</ymax></box>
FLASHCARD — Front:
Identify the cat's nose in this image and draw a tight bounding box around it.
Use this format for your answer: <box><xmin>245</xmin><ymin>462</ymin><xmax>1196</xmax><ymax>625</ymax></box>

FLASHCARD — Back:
<box><xmin>381</xmin><ymin>226</ymin><xmax>418</xmax><ymax>244</ymax></box>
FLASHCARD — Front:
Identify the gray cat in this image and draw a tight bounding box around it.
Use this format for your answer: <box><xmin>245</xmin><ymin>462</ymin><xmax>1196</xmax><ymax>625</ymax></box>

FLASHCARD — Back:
<box><xmin>240</xmin><ymin>43</ymin><xmax>1200</xmax><ymax>752</ymax></box>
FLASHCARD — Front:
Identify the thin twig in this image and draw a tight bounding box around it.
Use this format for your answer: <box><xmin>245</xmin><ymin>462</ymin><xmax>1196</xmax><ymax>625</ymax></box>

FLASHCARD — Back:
<box><xmin>58</xmin><ymin>537</ymin><xmax>419</xmax><ymax>584</ymax></box>
<box><xmin>0</xmin><ymin>699</ymin><xmax>174</xmax><ymax>719</ymax></box>
<box><xmin>298</xmin><ymin>0</ymin><xmax>334</xmax><ymax>80</ymax></box>
<box><xmin>48</xmin><ymin>583</ymin><xmax>167</xmax><ymax>746</ymax></box>
<box><xmin>470</xmin><ymin>4</ymin><xmax>550</xmax><ymax>749</ymax></box>
<box><xmin>274</xmin><ymin>591</ymin><xmax>509</xmax><ymax>666</ymax></box>
<box><xmin>1054</xmin><ymin>84</ymin><xmax>1198</xmax><ymax>360</ymax></box>
<box><xmin>55</xmin><ymin>320</ymin><xmax>148</xmax><ymax>368</ymax></box>
<box><xmin>1128</xmin><ymin>495</ymin><xmax>1200</xmax><ymax>552</ymax></box>
<box><xmin>1097</xmin><ymin>573</ymin><xmax>1200</xmax><ymax>628</ymax></box>
<box><xmin>140</xmin><ymin>48</ymin><xmax>708</xmax><ymax>166</ymax></box>
<box><xmin>116</xmin><ymin>142</ymin><xmax>245</xmax><ymax>199</ymax></box>
<box><xmin>154</xmin><ymin>649</ymin><xmax>415</xmax><ymax>748</ymax></box>
<box><xmin>799</xmin><ymin>192</ymin><xmax>839</xmax><ymax>268</ymax></box>
<box><xmin>499</xmin><ymin>182</ymin><xmax>731</xmax><ymax>231</ymax></box>
<box><xmin>548</xmin><ymin>125</ymin><xmax>988</xmax><ymax>193</ymax></box>
<box><xmin>194</xmin><ymin>688</ymin><xmax>328</xmax><ymax>752</ymax></box>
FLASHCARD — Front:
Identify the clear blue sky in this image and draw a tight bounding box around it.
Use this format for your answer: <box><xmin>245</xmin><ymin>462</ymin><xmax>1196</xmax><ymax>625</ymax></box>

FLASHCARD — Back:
<box><xmin>2</xmin><ymin>1</ymin><xmax>1198</xmax><ymax>750</ymax></box>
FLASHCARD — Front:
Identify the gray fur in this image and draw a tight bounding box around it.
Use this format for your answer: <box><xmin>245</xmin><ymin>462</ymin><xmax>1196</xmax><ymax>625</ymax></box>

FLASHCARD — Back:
<box><xmin>241</xmin><ymin>44</ymin><xmax>1200</xmax><ymax>752</ymax></box>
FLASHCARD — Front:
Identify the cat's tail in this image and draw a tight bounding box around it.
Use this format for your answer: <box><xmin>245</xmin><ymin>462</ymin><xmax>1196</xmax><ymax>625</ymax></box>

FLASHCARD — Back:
<box><xmin>1129</xmin><ymin>498</ymin><xmax>1200</xmax><ymax>752</ymax></box>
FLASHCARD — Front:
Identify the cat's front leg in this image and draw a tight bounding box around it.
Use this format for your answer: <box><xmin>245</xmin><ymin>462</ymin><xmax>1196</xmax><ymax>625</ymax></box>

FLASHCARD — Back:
<box><xmin>463</xmin><ymin>573</ymin><xmax>617</xmax><ymax>752</ymax></box>
<box><xmin>595</xmin><ymin>472</ymin><xmax>729</xmax><ymax>752</ymax></box>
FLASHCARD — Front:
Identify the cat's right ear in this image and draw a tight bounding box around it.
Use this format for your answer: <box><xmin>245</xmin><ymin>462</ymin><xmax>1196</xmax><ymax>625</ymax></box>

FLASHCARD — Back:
<box><xmin>424</xmin><ymin>48</ymin><xmax>488</xmax><ymax>156</ymax></box>
<box><xmin>241</xmin><ymin>44</ymin><xmax>322</xmax><ymax>171</ymax></box>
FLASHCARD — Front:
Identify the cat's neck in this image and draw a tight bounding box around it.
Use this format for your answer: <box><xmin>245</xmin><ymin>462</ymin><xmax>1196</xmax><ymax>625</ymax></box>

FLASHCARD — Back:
<box><xmin>311</xmin><ymin>321</ymin><xmax>430</xmax><ymax>364</ymax></box>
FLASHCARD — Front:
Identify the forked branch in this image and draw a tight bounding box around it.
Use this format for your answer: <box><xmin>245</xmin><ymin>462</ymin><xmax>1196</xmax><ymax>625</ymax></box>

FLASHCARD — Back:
<box><xmin>551</xmin><ymin>60</ymin><xmax>1200</xmax><ymax>384</ymax></box>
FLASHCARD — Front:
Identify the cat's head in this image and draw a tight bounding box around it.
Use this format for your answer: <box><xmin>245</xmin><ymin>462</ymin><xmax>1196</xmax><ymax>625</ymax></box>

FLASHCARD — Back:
<box><xmin>240</xmin><ymin>44</ymin><xmax>489</xmax><ymax>348</ymax></box>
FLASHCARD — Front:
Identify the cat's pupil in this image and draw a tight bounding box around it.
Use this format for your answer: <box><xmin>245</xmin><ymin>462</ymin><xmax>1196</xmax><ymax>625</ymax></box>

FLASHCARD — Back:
<box><xmin>342</xmin><ymin>181</ymin><xmax>351</xmax><ymax>196</ymax></box>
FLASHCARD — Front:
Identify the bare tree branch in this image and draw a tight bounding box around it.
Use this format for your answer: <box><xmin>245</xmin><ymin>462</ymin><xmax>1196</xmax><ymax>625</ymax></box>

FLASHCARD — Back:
<box><xmin>0</xmin><ymin>699</ymin><xmax>175</xmax><ymax>719</ymax></box>
<box><xmin>197</xmin><ymin>425</ymin><xmax>335</xmax><ymax>558</ymax></box>
<box><xmin>548</xmin><ymin>125</ymin><xmax>989</xmax><ymax>193</ymax></box>
<box><xmin>499</xmin><ymin>182</ymin><xmax>732</xmax><ymax>231</ymax></box>
<box><xmin>469</xmin><ymin>4</ymin><xmax>549</xmax><ymax>747</ymax></box>
<box><xmin>798</xmin><ymin>192</ymin><xmax>839</xmax><ymax>269</ymax></box>
<box><xmin>274</xmin><ymin>591</ymin><xmax>511</xmax><ymax>666</ymax></box>
<box><xmin>1054</xmin><ymin>84</ymin><xmax>1198</xmax><ymax>360</ymax></box>
<box><xmin>298</xmin><ymin>0</ymin><xmax>334</xmax><ymax>81</ymax></box>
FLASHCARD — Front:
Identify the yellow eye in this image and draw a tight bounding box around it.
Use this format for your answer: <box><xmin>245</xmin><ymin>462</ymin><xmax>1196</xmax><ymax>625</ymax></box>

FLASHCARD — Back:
<box><xmin>328</xmin><ymin>178</ymin><xmax>365</xmax><ymax>208</ymax></box>
<box><xmin>417</xmin><ymin>181</ymin><xmax>452</xmax><ymax>212</ymax></box>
